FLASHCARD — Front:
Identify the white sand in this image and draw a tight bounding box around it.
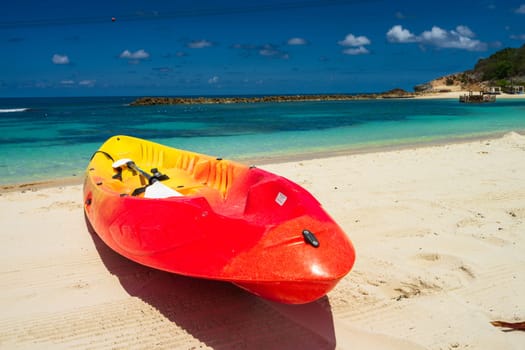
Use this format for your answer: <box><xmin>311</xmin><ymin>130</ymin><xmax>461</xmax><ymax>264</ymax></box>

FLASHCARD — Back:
<box><xmin>415</xmin><ymin>90</ymin><xmax>525</xmax><ymax>100</ymax></box>
<box><xmin>1</xmin><ymin>132</ymin><xmax>524</xmax><ymax>349</ymax></box>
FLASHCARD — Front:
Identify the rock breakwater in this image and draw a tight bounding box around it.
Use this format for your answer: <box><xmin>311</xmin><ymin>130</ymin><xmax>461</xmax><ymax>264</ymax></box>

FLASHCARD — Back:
<box><xmin>130</xmin><ymin>89</ymin><xmax>415</xmax><ymax>106</ymax></box>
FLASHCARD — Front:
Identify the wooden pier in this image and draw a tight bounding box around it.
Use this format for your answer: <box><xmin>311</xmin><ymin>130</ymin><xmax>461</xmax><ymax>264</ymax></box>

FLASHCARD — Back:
<box><xmin>459</xmin><ymin>91</ymin><xmax>496</xmax><ymax>103</ymax></box>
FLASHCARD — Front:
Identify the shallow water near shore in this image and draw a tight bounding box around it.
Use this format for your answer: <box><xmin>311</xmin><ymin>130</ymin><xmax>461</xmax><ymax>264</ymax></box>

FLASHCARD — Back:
<box><xmin>1</xmin><ymin>96</ymin><xmax>524</xmax><ymax>185</ymax></box>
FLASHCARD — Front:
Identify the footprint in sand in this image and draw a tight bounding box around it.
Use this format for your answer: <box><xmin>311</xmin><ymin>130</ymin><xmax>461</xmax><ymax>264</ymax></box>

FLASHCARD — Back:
<box><xmin>38</xmin><ymin>201</ymin><xmax>82</xmax><ymax>212</ymax></box>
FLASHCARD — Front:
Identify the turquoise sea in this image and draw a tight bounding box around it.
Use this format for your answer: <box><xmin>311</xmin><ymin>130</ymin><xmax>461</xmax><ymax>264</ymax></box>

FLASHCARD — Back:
<box><xmin>1</xmin><ymin>96</ymin><xmax>524</xmax><ymax>185</ymax></box>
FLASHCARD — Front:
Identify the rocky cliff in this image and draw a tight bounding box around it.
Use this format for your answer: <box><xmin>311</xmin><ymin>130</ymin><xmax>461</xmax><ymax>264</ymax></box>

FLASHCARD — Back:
<box><xmin>415</xmin><ymin>44</ymin><xmax>525</xmax><ymax>93</ymax></box>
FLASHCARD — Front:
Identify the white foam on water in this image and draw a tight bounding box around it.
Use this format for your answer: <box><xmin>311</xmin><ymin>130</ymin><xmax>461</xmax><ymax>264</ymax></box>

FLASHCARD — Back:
<box><xmin>0</xmin><ymin>108</ymin><xmax>29</xmax><ymax>113</ymax></box>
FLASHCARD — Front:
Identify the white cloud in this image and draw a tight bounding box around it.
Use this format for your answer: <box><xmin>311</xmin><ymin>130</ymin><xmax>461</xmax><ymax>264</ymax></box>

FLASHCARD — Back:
<box><xmin>510</xmin><ymin>33</ymin><xmax>525</xmax><ymax>40</ymax></box>
<box><xmin>454</xmin><ymin>25</ymin><xmax>475</xmax><ymax>38</ymax></box>
<box><xmin>259</xmin><ymin>44</ymin><xmax>289</xmax><ymax>59</ymax></box>
<box><xmin>119</xmin><ymin>49</ymin><xmax>149</xmax><ymax>59</ymax></box>
<box><xmin>232</xmin><ymin>43</ymin><xmax>257</xmax><ymax>50</ymax></box>
<box><xmin>232</xmin><ymin>43</ymin><xmax>289</xmax><ymax>59</ymax></box>
<box><xmin>395</xmin><ymin>11</ymin><xmax>406</xmax><ymax>19</ymax></box>
<box><xmin>515</xmin><ymin>4</ymin><xmax>525</xmax><ymax>13</ymax></box>
<box><xmin>386</xmin><ymin>24</ymin><xmax>487</xmax><ymax>51</ymax></box>
<box><xmin>287</xmin><ymin>37</ymin><xmax>307</xmax><ymax>45</ymax></box>
<box><xmin>338</xmin><ymin>33</ymin><xmax>371</xmax><ymax>55</ymax></box>
<box><xmin>187</xmin><ymin>40</ymin><xmax>212</xmax><ymax>48</ymax></box>
<box><xmin>421</xmin><ymin>26</ymin><xmax>448</xmax><ymax>41</ymax></box>
<box><xmin>338</xmin><ymin>33</ymin><xmax>371</xmax><ymax>47</ymax></box>
<box><xmin>423</xmin><ymin>25</ymin><xmax>486</xmax><ymax>50</ymax></box>
<box><xmin>34</xmin><ymin>81</ymin><xmax>52</xmax><ymax>88</ymax></box>
<box><xmin>79</xmin><ymin>80</ymin><xmax>96</xmax><ymax>87</ymax></box>
<box><xmin>260</xmin><ymin>47</ymin><xmax>278</xmax><ymax>56</ymax></box>
<box><xmin>52</xmin><ymin>54</ymin><xmax>70</xmax><ymax>65</ymax></box>
<box><xmin>59</xmin><ymin>79</ymin><xmax>95</xmax><ymax>87</ymax></box>
<box><xmin>386</xmin><ymin>25</ymin><xmax>417</xmax><ymax>43</ymax></box>
<box><xmin>343</xmin><ymin>46</ymin><xmax>369</xmax><ymax>55</ymax></box>
<box><xmin>208</xmin><ymin>76</ymin><xmax>219</xmax><ymax>84</ymax></box>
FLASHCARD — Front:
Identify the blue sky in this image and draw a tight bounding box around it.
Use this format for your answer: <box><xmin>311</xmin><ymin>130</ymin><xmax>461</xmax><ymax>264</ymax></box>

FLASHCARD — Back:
<box><xmin>1</xmin><ymin>0</ymin><xmax>525</xmax><ymax>97</ymax></box>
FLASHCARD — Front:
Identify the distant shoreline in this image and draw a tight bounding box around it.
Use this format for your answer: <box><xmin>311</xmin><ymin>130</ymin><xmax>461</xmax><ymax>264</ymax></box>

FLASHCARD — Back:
<box><xmin>130</xmin><ymin>90</ymin><xmax>525</xmax><ymax>106</ymax></box>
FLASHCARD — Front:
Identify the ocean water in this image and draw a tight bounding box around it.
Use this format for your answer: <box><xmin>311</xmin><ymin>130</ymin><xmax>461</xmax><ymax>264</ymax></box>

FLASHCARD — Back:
<box><xmin>1</xmin><ymin>96</ymin><xmax>524</xmax><ymax>185</ymax></box>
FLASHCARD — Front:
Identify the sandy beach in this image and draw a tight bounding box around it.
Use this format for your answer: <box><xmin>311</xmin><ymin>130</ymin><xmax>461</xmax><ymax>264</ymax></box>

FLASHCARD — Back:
<box><xmin>415</xmin><ymin>90</ymin><xmax>525</xmax><ymax>100</ymax></box>
<box><xmin>1</xmin><ymin>131</ymin><xmax>524</xmax><ymax>349</ymax></box>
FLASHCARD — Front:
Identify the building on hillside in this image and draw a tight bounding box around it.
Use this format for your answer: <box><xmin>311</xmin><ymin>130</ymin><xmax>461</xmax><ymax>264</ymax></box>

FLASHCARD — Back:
<box><xmin>504</xmin><ymin>85</ymin><xmax>524</xmax><ymax>94</ymax></box>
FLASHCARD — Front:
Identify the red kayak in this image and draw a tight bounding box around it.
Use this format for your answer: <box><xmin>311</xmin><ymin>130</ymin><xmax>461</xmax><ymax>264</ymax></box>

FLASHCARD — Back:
<box><xmin>83</xmin><ymin>135</ymin><xmax>355</xmax><ymax>303</ymax></box>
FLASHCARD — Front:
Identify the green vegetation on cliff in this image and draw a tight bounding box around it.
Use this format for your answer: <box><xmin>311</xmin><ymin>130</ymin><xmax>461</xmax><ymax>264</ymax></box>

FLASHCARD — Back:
<box><xmin>472</xmin><ymin>44</ymin><xmax>525</xmax><ymax>82</ymax></box>
<box><xmin>415</xmin><ymin>45</ymin><xmax>525</xmax><ymax>92</ymax></box>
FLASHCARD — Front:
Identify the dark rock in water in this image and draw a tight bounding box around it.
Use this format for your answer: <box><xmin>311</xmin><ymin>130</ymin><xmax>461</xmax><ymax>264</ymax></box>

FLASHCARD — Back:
<box><xmin>380</xmin><ymin>88</ymin><xmax>416</xmax><ymax>98</ymax></box>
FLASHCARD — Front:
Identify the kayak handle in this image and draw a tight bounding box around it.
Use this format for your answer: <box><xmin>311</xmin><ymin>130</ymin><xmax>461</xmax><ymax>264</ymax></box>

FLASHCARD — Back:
<box><xmin>302</xmin><ymin>229</ymin><xmax>320</xmax><ymax>248</ymax></box>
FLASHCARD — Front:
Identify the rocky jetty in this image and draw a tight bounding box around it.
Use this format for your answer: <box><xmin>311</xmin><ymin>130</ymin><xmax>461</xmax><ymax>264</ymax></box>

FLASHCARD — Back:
<box><xmin>379</xmin><ymin>88</ymin><xmax>416</xmax><ymax>98</ymax></box>
<box><xmin>130</xmin><ymin>90</ymin><xmax>415</xmax><ymax>106</ymax></box>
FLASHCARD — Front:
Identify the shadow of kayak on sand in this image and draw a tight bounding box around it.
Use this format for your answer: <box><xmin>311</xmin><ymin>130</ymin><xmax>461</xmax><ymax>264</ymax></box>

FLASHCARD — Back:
<box><xmin>86</xmin><ymin>216</ymin><xmax>337</xmax><ymax>349</ymax></box>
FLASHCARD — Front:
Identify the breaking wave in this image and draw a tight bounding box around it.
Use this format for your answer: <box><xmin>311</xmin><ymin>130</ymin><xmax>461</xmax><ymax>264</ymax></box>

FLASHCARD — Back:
<box><xmin>0</xmin><ymin>108</ymin><xmax>29</xmax><ymax>113</ymax></box>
